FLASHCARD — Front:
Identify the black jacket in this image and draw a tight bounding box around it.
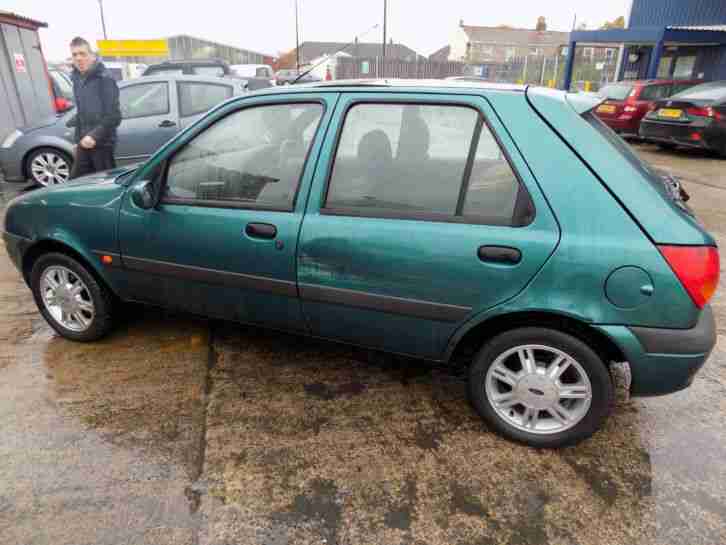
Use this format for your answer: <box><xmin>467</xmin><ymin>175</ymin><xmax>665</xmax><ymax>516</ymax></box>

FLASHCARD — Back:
<box><xmin>68</xmin><ymin>62</ymin><xmax>121</xmax><ymax>147</ymax></box>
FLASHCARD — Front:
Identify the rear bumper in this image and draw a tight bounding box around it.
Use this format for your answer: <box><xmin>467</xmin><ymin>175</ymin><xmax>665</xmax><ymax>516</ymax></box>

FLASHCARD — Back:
<box><xmin>639</xmin><ymin>120</ymin><xmax>720</xmax><ymax>151</ymax></box>
<box><xmin>595</xmin><ymin>306</ymin><xmax>716</xmax><ymax>397</ymax></box>
<box><xmin>0</xmin><ymin>148</ymin><xmax>25</xmax><ymax>182</ymax></box>
<box><xmin>601</xmin><ymin>117</ymin><xmax>640</xmax><ymax>134</ymax></box>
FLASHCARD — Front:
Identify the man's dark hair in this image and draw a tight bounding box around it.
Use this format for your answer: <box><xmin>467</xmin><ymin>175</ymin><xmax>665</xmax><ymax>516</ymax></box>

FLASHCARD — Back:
<box><xmin>70</xmin><ymin>36</ymin><xmax>93</xmax><ymax>51</ymax></box>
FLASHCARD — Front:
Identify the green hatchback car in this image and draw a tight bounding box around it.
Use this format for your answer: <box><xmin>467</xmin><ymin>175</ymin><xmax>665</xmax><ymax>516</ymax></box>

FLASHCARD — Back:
<box><xmin>2</xmin><ymin>80</ymin><xmax>719</xmax><ymax>447</ymax></box>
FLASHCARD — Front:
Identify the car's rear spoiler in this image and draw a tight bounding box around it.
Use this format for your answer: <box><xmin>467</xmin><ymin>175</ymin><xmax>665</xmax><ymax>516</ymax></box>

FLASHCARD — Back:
<box><xmin>564</xmin><ymin>91</ymin><xmax>605</xmax><ymax>114</ymax></box>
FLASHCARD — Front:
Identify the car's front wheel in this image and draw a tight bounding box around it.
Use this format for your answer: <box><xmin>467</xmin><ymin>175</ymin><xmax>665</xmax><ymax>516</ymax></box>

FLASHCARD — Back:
<box><xmin>30</xmin><ymin>253</ymin><xmax>115</xmax><ymax>341</ymax></box>
<box><xmin>468</xmin><ymin>327</ymin><xmax>613</xmax><ymax>448</ymax></box>
<box><xmin>26</xmin><ymin>148</ymin><xmax>72</xmax><ymax>187</ymax></box>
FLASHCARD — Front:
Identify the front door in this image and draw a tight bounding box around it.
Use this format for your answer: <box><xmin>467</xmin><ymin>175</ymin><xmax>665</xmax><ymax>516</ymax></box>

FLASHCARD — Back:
<box><xmin>117</xmin><ymin>94</ymin><xmax>337</xmax><ymax>330</ymax></box>
<box><xmin>298</xmin><ymin>93</ymin><xmax>560</xmax><ymax>360</ymax></box>
<box><xmin>115</xmin><ymin>81</ymin><xmax>179</xmax><ymax>165</ymax></box>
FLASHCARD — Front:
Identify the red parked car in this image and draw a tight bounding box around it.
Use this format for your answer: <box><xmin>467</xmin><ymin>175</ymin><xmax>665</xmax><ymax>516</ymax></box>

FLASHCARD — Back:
<box><xmin>594</xmin><ymin>79</ymin><xmax>702</xmax><ymax>137</ymax></box>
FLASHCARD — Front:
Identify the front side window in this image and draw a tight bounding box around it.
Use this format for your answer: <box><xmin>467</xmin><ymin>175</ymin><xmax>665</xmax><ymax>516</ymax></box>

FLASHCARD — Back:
<box><xmin>164</xmin><ymin>103</ymin><xmax>323</xmax><ymax>209</ymax></box>
<box><xmin>119</xmin><ymin>82</ymin><xmax>169</xmax><ymax>119</ymax></box>
<box><xmin>179</xmin><ymin>82</ymin><xmax>233</xmax><ymax>117</ymax></box>
<box><xmin>325</xmin><ymin>103</ymin><xmax>529</xmax><ymax>226</ymax></box>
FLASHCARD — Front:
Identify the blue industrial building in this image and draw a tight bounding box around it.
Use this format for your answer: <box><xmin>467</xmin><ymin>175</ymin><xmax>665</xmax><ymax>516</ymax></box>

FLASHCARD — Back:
<box><xmin>563</xmin><ymin>0</ymin><xmax>726</xmax><ymax>89</ymax></box>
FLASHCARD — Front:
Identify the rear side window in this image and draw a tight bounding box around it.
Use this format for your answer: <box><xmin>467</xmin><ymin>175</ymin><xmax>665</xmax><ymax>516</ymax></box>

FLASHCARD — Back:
<box><xmin>639</xmin><ymin>85</ymin><xmax>671</xmax><ymax>101</ymax></box>
<box><xmin>120</xmin><ymin>82</ymin><xmax>169</xmax><ymax>119</ymax></box>
<box><xmin>598</xmin><ymin>84</ymin><xmax>633</xmax><ymax>101</ymax></box>
<box><xmin>179</xmin><ymin>82</ymin><xmax>233</xmax><ymax>117</ymax></box>
<box><xmin>325</xmin><ymin>103</ymin><xmax>530</xmax><ymax>226</ymax></box>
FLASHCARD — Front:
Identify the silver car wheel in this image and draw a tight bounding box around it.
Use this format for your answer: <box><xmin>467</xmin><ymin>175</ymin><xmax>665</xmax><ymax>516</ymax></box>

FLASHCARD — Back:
<box><xmin>40</xmin><ymin>266</ymin><xmax>95</xmax><ymax>332</ymax></box>
<box><xmin>30</xmin><ymin>151</ymin><xmax>70</xmax><ymax>186</ymax></box>
<box><xmin>485</xmin><ymin>344</ymin><xmax>592</xmax><ymax>435</ymax></box>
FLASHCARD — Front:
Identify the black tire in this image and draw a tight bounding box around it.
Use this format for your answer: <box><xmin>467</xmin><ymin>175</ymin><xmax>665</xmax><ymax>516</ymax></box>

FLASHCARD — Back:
<box><xmin>468</xmin><ymin>327</ymin><xmax>613</xmax><ymax>448</ymax></box>
<box><xmin>30</xmin><ymin>252</ymin><xmax>115</xmax><ymax>342</ymax></box>
<box><xmin>657</xmin><ymin>143</ymin><xmax>677</xmax><ymax>151</ymax></box>
<box><xmin>25</xmin><ymin>147</ymin><xmax>73</xmax><ymax>187</ymax></box>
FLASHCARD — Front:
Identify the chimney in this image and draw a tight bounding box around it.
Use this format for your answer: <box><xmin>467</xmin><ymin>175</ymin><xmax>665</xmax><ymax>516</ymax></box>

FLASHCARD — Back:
<box><xmin>536</xmin><ymin>16</ymin><xmax>547</xmax><ymax>31</ymax></box>
<box><xmin>459</xmin><ymin>18</ymin><xmax>464</xmax><ymax>27</ymax></box>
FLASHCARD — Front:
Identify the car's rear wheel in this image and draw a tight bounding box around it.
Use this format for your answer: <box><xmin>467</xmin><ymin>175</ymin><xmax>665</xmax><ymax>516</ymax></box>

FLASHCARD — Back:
<box><xmin>26</xmin><ymin>148</ymin><xmax>72</xmax><ymax>187</ymax></box>
<box><xmin>30</xmin><ymin>253</ymin><xmax>115</xmax><ymax>342</ymax></box>
<box><xmin>468</xmin><ymin>327</ymin><xmax>613</xmax><ymax>448</ymax></box>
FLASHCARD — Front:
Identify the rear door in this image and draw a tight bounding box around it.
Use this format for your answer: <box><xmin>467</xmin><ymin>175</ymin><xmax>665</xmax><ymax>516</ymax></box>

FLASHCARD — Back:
<box><xmin>297</xmin><ymin>92</ymin><xmax>560</xmax><ymax>360</ymax></box>
<box><xmin>115</xmin><ymin>80</ymin><xmax>179</xmax><ymax>165</ymax></box>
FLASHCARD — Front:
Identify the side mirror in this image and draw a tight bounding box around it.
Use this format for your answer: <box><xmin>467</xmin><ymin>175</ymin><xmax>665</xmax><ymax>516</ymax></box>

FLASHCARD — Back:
<box><xmin>131</xmin><ymin>180</ymin><xmax>156</xmax><ymax>209</ymax></box>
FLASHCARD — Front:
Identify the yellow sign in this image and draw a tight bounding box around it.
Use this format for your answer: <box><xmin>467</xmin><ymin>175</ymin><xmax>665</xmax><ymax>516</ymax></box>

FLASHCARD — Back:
<box><xmin>97</xmin><ymin>39</ymin><xmax>169</xmax><ymax>57</ymax></box>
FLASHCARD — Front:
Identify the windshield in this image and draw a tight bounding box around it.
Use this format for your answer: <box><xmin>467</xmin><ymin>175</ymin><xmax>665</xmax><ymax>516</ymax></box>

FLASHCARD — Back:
<box><xmin>598</xmin><ymin>84</ymin><xmax>633</xmax><ymax>101</ymax></box>
<box><xmin>671</xmin><ymin>81</ymin><xmax>726</xmax><ymax>101</ymax></box>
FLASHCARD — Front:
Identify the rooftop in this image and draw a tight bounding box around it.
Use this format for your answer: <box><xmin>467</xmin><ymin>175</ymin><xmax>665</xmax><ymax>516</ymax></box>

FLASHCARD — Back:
<box><xmin>0</xmin><ymin>10</ymin><xmax>48</xmax><ymax>29</ymax></box>
<box><xmin>460</xmin><ymin>25</ymin><xmax>570</xmax><ymax>46</ymax></box>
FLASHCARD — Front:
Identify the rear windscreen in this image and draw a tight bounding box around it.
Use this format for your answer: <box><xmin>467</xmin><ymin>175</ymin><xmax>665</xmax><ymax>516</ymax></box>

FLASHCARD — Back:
<box><xmin>671</xmin><ymin>81</ymin><xmax>726</xmax><ymax>101</ymax></box>
<box><xmin>598</xmin><ymin>84</ymin><xmax>633</xmax><ymax>101</ymax></box>
<box><xmin>583</xmin><ymin>111</ymin><xmax>677</xmax><ymax>201</ymax></box>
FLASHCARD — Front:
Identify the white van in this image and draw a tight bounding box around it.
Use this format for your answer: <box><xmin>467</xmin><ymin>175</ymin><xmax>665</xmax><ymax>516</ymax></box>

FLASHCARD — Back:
<box><xmin>231</xmin><ymin>64</ymin><xmax>275</xmax><ymax>83</ymax></box>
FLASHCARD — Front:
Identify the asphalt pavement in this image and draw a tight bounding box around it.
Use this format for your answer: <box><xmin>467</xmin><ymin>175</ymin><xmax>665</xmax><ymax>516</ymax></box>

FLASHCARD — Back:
<box><xmin>1</xmin><ymin>146</ymin><xmax>725</xmax><ymax>544</ymax></box>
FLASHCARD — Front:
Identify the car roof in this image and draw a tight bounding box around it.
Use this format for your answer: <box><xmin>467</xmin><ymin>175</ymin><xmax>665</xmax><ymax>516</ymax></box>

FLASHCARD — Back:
<box><xmin>253</xmin><ymin>78</ymin><xmax>526</xmax><ymax>93</ymax></box>
<box><xmin>148</xmin><ymin>59</ymin><xmax>228</xmax><ymax>66</ymax></box>
<box><xmin>120</xmin><ymin>75</ymin><xmax>241</xmax><ymax>86</ymax></box>
<box><xmin>603</xmin><ymin>79</ymin><xmax>702</xmax><ymax>86</ymax></box>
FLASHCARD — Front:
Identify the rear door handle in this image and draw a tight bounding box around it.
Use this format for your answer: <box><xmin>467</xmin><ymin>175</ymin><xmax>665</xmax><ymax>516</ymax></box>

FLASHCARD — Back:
<box><xmin>478</xmin><ymin>245</ymin><xmax>521</xmax><ymax>264</ymax></box>
<box><xmin>245</xmin><ymin>223</ymin><xmax>277</xmax><ymax>239</ymax></box>
<box><xmin>158</xmin><ymin>120</ymin><xmax>176</xmax><ymax>128</ymax></box>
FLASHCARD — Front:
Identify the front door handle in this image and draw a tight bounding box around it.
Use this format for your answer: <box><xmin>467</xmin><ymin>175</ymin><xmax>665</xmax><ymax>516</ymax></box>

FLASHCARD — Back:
<box><xmin>478</xmin><ymin>245</ymin><xmax>522</xmax><ymax>265</ymax></box>
<box><xmin>158</xmin><ymin>120</ymin><xmax>176</xmax><ymax>128</ymax></box>
<box><xmin>245</xmin><ymin>223</ymin><xmax>277</xmax><ymax>239</ymax></box>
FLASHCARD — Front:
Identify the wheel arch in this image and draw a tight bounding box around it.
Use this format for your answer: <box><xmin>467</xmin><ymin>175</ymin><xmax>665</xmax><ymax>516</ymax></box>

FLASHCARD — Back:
<box><xmin>22</xmin><ymin>145</ymin><xmax>74</xmax><ymax>181</ymax></box>
<box><xmin>446</xmin><ymin>311</ymin><xmax>627</xmax><ymax>367</ymax></box>
<box><xmin>22</xmin><ymin>239</ymin><xmax>117</xmax><ymax>300</ymax></box>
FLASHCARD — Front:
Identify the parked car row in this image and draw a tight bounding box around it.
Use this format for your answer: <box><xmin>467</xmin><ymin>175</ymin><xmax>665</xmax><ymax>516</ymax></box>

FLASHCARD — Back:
<box><xmin>0</xmin><ymin>75</ymin><xmax>247</xmax><ymax>186</ymax></box>
<box><xmin>594</xmin><ymin>79</ymin><xmax>726</xmax><ymax>157</ymax></box>
<box><xmin>2</xmin><ymin>80</ymin><xmax>718</xmax><ymax>448</ymax></box>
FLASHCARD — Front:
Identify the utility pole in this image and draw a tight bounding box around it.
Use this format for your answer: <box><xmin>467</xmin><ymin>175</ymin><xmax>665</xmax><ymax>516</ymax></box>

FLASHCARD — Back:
<box><xmin>381</xmin><ymin>0</ymin><xmax>387</xmax><ymax>77</ymax></box>
<box><xmin>295</xmin><ymin>0</ymin><xmax>301</xmax><ymax>72</ymax></box>
<box><xmin>98</xmin><ymin>0</ymin><xmax>108</xmax><ymax>39</ymax></box>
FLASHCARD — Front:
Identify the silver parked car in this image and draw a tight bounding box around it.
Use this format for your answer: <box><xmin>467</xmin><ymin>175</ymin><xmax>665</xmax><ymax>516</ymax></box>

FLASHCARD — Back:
<box><xmin>0</xmin><ymin>75</ymin><xmax>247</xmax><ymax>186</ymax></box>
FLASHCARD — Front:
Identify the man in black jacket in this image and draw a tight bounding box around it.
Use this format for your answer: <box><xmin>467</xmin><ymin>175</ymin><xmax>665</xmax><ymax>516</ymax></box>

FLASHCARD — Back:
<box><xmin>67</xmin><ymin>37</ymin><xmax>121</xmax><ymax>178</ymax></box>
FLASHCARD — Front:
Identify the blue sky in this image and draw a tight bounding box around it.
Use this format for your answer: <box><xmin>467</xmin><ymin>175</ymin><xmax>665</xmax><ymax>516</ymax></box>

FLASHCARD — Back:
<box><xmin>11</xmin><ymin>0</ymin><xmax>631</xmax><ymax>62</ymax></box>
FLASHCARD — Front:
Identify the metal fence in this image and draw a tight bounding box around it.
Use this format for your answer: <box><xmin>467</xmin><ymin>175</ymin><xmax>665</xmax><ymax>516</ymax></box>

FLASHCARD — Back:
<box><xmin>336</xmin><ymin>57</ymin><xmax>465</xmax><ymax>79</ymax></box>
<box><xmin>333</xmin><ymin>53</ymin><xmax>618</xmax><ymax>92</ymax></box>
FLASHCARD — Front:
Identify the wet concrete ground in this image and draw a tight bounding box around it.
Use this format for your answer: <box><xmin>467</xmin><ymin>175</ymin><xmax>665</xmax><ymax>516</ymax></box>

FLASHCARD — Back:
<box><xmin>1</xmin><ymin>146</ymin><xmax>726</xmax><ymax>544</ymax></box>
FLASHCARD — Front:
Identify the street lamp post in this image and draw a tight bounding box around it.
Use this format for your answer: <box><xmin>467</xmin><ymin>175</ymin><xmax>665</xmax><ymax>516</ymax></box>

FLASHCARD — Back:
<box><xmin>381</xmin><ymin>0</ymin><xmax>387</xmax><ymax>77</ymax></box>
<box><xmin>98</xmin><ymin>0</ymin><xmax>108</xmax><ymax>40</ymax></box>
<box><xmin>295</xmin><ymin>0</ymin><xmax>300</xmax><ymax>72</ymax></box>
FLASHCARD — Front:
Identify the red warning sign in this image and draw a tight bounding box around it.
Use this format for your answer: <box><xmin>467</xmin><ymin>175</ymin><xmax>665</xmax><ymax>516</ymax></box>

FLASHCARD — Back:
<box><xmin>14</xmin><ymin>53</ymin><xmax>27</xmax><ymax>73</ymax></box>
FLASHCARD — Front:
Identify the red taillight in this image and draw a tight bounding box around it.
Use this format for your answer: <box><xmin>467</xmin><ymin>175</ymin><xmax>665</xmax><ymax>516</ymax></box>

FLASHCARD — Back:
<box><xmin>54</xmin><ymin>97</ymin><xmax>71</xmax><ymax>113</ymax></box>
<box><xmin>659</xmin><ymin>245</ymin><xmax>720</xmax><ymax>308</ymax></box>
<box><xmin>686</xmin><ymin>106</ymin><xmax>723</xmax><ymax>120</ymax></box>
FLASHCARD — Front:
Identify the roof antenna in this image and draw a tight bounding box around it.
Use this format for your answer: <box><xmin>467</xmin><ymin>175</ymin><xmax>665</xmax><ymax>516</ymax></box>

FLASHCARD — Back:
<box><xmin>291</xmin><ymin>22</ymin><xmax>380</xmax><ymax>84</ymax></box>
